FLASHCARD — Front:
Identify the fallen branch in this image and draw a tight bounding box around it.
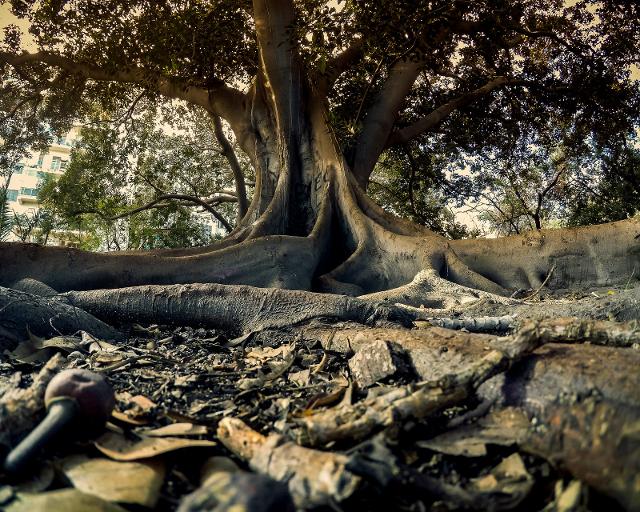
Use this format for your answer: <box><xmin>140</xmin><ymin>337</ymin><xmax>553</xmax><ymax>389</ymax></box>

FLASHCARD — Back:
<box><xmin>295</xmin><ymin>335</ymin><xmax>538</xmax><ymax>446</ymax></box>
<box><xmin>297</xmin><ymin>318</ymin><xmax>640</xmax><ymax>509</ymax></box>
<box><xmin>522</xmin><ymin>263</ymin><xmax>556</xmax><ymax>301</ymax></box>
<box><xmin>296</xmin><ymin>317</ymin><xmax>640</xmax><ymax>446</ymax></box>
<box><xmin>178</xmin><ymin>461</ymin><xmax>294</xmax><ymax>512</ymax></box>
<box><xmin>217</xmin><ymin>417</ymin><xmax>361</xmax><ymax>509</ymax></box>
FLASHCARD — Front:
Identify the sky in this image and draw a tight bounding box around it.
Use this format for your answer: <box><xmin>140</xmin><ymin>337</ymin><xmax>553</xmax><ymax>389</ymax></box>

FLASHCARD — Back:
<box><xmin>0</xmin><ymin>4</ymin><xmax>34</xmax><ymax>49</ymax></box>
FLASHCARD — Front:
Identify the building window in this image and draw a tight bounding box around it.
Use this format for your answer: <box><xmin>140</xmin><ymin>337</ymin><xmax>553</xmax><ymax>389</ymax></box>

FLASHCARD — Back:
<box><xmin>13</xmin><ymin>163</ymin><xmax>24</xmax><ymax>174</ymax></box>
<box><xmin>6</xmin><ymin>189</ymin><xmax>18</xmax><ymax>202</ymax></box>
<box><xmin>19</xmin><ymin>187</ymin><xmax>38</xmax><ymax>197</ymax></box>
<box><xmin>51</xmin><ymin>156</ymin><xmax>61</xmax><ymax>171</ymax></box>
<box><xmin>37</xmin><ymin>153</ymin><xmax>45</xmax><ymax>167</ymax></box>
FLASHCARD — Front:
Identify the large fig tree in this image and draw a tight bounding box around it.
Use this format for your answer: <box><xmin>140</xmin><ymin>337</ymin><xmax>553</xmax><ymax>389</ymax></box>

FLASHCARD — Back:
<box><xmin>1</xmin><ymin>0</ymin><xmax>639</xmax><ymax>309</ymax></box>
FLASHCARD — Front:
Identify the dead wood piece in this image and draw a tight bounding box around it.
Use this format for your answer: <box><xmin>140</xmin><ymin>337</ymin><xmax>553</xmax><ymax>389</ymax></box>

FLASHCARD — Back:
<box><xmin>0</xmin><ymin>354</ymin><xmax>66</xmax><ymax>449</ymax></box>
<box><xmin>349</xmin><ymin>339</ymin><xmax>400</xmax><ymax>388</ymax></box>
<box><xmin>60</xmin><ymin>283</ymin><xmax>413</xmax><ymax>335</ymax></box>
<box><xmin>217</xmin><ymin>417</ymin><xmax>361</xmax><ymax>509</ymax></box>
<box><xmin>297</xmin><ymin>340</ymin><xmax>535</xmax><ymax>446</ymax></box>
<box><xmin>297</xmin><ymin>319</ymin><xmax>640</xmax><ymax>508</ymax></box>
<box><xmin>417</xmin><ymin>407</ymin><xmax>530</xmax><ymax>458</ymax></box>
<box><xmin>0</xmin><ymin>286</ymin><xmax>123</xmax><ymax>351</ymax></box>
<box><xmin>477</xmin><ymin>342</ymin><xmax>640</xmax><ymax>511</ymax></box>
<box><xmin>310</xmin><ymin>325</ymin><xmax>497</xmax><ymax>384</ymax></box>
<box><xmin>178</xmin><ymin>470</ymin><xmax>295</xmax><ymax>512</ymax></box>
<box><xmin>419</xmin><ymin>315</ymin><xmax>517</xmax><ymax>333</ymax></box>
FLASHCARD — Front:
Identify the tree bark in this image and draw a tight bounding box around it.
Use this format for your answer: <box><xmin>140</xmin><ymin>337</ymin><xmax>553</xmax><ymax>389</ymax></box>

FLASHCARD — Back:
<box><xmin>0</xmin><ymin>0</ymin><xmax>638</xmax><ymax>314</ymax></box>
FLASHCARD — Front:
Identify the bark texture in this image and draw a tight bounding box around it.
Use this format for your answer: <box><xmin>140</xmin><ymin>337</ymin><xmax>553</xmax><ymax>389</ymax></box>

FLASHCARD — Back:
<box><xmin>297</xmin><ymin>322</ymin><xmax>640</xmax><ymax>509</ymax></box>
<box><xmin>0</xmin><ymin>286</ymin><xmax>123</xmax><ymax>350</ymax></box>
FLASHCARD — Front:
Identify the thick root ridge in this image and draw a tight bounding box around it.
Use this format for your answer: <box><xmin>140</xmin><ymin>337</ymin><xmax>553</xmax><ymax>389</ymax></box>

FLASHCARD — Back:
<box><xmin>0</xmin><ymin>235</ymin><xmax>319</xmax><ymax>292</ymax></box>
<box><xmin>0</xmin><ymin>286</ymin><xmax>123</xmax><ymax>349</ymax></box>
<box><xmin>359</xmin><ymin>269</ymin><xmax>515</xmax><ymax>309</ymax></box>
<box><xmin>450</xmin><ymin>217</ymin><xmax>640</xmax><ymax>290</ymax></box>
<box><xmin>59</xmin><ymin>282</ymin><xmax>414</xmax><ymax>334</ymax></box>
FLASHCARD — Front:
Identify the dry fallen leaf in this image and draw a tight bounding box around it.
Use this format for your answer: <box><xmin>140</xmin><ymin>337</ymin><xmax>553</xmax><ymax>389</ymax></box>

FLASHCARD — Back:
<box><xmin>8</xmin><ymin>335</ymin><xmax>81</xmax><ymax>363</ymax></box>
<box><xmin>111</xmin><ymin>410</ymin><xmax>150</xmax><ymax>426</ymax></box>
<box><xmin>95</xmin><ymin>431</ymin><xmax>216</xmax><ymax>461</ymax></box>
<box><xmin>141</xmin><ymin>422</ymin><xmax>208</xmax><ymax>437</ymax></box>
<box><xmin>60</xmin><ymin>455</ymin><xmax>165</xmax><ymax>508</ymax></box>
<box><xmin>4</xmin><ymin>489</ymin><xmax>127</xmax><ymax>512</ymax></box>
<box><xmin>129</xmin><ymin>395</ymin><xmax>157</xmax><ymax>411</ymax></box>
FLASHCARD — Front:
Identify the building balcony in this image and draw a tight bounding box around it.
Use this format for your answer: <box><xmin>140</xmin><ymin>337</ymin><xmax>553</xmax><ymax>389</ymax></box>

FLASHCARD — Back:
<box><xmin>17</xmin><ymin>194</ymin><xmax>39</xmax><ymax>205</ymax></box>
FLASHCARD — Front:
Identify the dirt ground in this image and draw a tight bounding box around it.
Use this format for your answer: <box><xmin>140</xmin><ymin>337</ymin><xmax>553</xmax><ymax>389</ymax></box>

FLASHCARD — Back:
<box><xmin>1</xmin><ymin>285</ymin><xmax>639</xmax><ymax>511</ymax></box>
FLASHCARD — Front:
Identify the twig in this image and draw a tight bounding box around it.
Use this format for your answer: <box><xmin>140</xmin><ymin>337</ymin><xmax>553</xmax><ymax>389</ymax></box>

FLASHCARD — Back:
<box><xmin>522</xmin><ymin>263</ymin><xmax>556</xmax><ymax>301</ymax></box>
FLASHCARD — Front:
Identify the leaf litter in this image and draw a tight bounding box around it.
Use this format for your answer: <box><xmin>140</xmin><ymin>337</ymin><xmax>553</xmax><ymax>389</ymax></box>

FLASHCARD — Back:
<box><xmin>1</xmin><ymin>312</ymin><xmax>639</xmax><ymax>511</ymax></box>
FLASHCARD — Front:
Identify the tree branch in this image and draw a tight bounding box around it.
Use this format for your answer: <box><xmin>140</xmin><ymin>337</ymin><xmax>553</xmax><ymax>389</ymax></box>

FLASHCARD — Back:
<box><xmin>352</xmin><ymin>58</ymin><xmax>423</xmax><ymax>187</ymax></box>
<box><xmin>386</xmin><ymin>76</ymin><xmax>513</xmax><ymax>147</ymax></box>
<box><xmin>0</xmin><ymin>50</ymin><xmax>245</xmax><ymax>129</ymax></box>
<box><xmin>211</xmin><ymin>113</ymin><xmax>248</xmax><ymax>221</ymax></box>
<box><xmin>319</xmin><ymin>37</ymin><xmax>365</xmax><ymax>92</ymax></box>
<box><xmin>110</xmin><ymin>194</ymin><xmax>233</xmax><ymax>232</ymax></box>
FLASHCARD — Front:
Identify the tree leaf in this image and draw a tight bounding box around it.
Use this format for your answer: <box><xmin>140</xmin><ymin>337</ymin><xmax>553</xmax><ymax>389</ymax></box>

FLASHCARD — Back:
<box><xmin>95</xmin><ymin>432</ymin><xmax>216</xmax><ymax>461</ymax></box>
<box><xmin>140</xmin><ymin>422</ymin><xmax>208</xmax><ymax>437</ymax></box>
<box><xmin>4</xmin><ymin>489</ymin><xmax>127</xmax><ymax>512</ymax></box>
<box><xmin>60</xmin><ymin>455</ymin><xmax>165</xmax><ymax>508</ymax></box>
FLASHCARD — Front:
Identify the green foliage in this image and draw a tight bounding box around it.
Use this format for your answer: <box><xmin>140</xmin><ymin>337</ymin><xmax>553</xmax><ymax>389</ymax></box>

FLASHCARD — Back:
<box><xmin>369</xmin><ymin>145</ymin><xmax>478</xmax><ymax>239</ymax></box>
<box><xmin>567</xmin><ymin>139</ymin><xmax>640</xmax><ymax>226</ymax></box>
<box><xmin>2</xmin><ymin>0</ymin><xmax>639</xmax><ymax>234</ymax></box>
<box><xmin>11</xmin><ymin>208</ymin><xmax>59</xmax><ymax>244</ymax></box>
<box><xmin>39</xmin><ymin>106</ymin><xmax>243</xmax><ymax>250</ymax></box>
<box><xmin>0</xmin><ymin>188</ymin><xmax>12</xmax><ymax>241</ymax></box>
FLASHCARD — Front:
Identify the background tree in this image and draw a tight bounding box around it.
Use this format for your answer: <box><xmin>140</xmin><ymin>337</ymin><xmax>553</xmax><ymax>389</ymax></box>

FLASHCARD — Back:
<box><xmin>566</xmin><ymin>136</ymin><xmax>640</xmax><ymax>226</ymax></box>
<box><xmin>0</xmin><ymin>0</ymin><xmax>638</xmax><ymax>304</ymax></box>
<box><xmin>39</xmin><ymin>105</ymin><xmax>250</xmax><ymax>249</ymax></box>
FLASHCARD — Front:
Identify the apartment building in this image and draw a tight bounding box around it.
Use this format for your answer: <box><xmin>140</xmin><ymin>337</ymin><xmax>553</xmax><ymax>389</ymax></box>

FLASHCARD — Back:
<box><xmin>3</xmin><ymin>126</ymin><xmax>229</xmax><ymax>245</ymax></box>
<box><xmin>2</xmin><ymin>127</ymin><xmax>81</xmax><ymax>243</ymax></box>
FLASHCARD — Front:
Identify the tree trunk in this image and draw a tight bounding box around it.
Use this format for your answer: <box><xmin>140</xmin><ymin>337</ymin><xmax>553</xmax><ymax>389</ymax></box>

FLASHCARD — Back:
<box><xmin>0</xmin><ymin>0</ymin><xmax>638</xmax><ymax>309</ymax></box>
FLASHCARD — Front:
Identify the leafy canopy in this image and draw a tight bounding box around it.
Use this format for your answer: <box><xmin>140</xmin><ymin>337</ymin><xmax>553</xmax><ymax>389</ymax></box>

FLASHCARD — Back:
<box><xmin>1</xmin><ymin>0</ymin><xmax>639</xmax><ymax>235</ymax></box>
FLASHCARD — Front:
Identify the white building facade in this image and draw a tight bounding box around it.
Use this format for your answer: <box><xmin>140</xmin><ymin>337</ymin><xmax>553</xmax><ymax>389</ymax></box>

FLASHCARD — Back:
<box><xmin>2</xmin><ymin>127</ymin><xmax>81</xmax><ymax>243</ymax></box>
<box><xmin>3</xmin><ymin>126</ymin><xmax>229</xmax><ymax>246</ymax></box>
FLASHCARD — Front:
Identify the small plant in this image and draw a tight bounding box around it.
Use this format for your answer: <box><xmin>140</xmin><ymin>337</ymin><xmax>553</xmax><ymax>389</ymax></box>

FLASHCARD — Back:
<box><xmin>0</xmin><ymin>189</ymin><xmax>13</xmax><ymax>242</ymax></box>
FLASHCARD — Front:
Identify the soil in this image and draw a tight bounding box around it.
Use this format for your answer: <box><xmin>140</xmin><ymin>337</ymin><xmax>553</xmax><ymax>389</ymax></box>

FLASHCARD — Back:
<box><xmin>1</xmin><ymin>285</ymin><xmax>638</xmax><ymax>511</ymax></box>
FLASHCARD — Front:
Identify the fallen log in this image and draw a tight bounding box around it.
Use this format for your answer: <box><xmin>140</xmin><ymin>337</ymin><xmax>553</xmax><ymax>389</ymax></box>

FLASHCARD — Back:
<box><xmin>297</xmin><ymin>318</ymin><xmax>640</xmax><ymax>509</ymax></box>
<box><xmin>217</xmin><ymin>417</ymin><xmax>361</xmax><ymax>509</ymax></box>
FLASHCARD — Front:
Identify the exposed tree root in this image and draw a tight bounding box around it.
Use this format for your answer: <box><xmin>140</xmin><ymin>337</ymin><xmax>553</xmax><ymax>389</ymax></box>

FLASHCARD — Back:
<box><xmin>436</xmin><ymin>284</ymin><xmax>640</xmax><ymax>322</ymax></box>
<box><xmin>0</xmin><ymin>286</ymin><xmax>123</xmax><ymax>350</ymax></box>
<box><xmin>58</xmin><ymin>283</ymin><xmax>414</xmax><ymax>335</ymax></box>
<box><xmin>418</xmin><ymin>315</ymin><xmax>517</xmax><ymax>333</ymax></box>
<box><xmin>450</xmin><ymin>217</ymin><xmax>640</xmax><ymax>291</ymax></box>
<box><xmin>359</xmin><ymin>269</ymin><xmax>515</xmax><ymax>309</ymax></box>
<box><xmin>292</xmin><ymin>321</ymin><xmax>640</xmax><ymax>509</ymax></box>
